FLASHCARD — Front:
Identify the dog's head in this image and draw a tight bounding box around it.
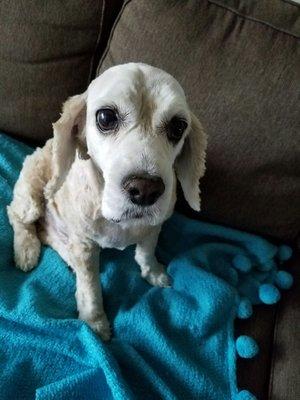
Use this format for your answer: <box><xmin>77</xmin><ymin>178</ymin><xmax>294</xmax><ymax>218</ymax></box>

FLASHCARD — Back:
<box><xmin>48</xmin><ymin>63</ymin><xmax>207</xmax><ymax>226</ymax></box>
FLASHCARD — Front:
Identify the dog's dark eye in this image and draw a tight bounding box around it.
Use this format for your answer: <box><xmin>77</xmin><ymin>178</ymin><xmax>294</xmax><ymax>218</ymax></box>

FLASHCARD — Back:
<box><xmin>96</xmin><ymin>108</ymin><xmax>118</xmax><ymax>132</ymax></box>
<box><xmin>167</xmin><ymin>117</ymin><xmax>188</xmax><ymax>143</ymax></box>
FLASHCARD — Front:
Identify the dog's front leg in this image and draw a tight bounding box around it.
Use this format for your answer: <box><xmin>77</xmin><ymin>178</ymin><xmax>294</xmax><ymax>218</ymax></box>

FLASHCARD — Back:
<box><xmin>135</xmin><ymin>227</ymin><xmax>171</xmax><ymax>288</ymax></box>
<box><xmin>69</xmin><ymin>241</ymin><xmax>110</xmax><ymax>341</ymax></box>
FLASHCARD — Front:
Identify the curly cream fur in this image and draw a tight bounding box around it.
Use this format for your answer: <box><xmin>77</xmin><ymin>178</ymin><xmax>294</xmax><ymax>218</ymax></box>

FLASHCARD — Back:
<box><xmin>8</xmin><ymin>63</ymin><xmax>207</xmax><ymax>340</ymax></box>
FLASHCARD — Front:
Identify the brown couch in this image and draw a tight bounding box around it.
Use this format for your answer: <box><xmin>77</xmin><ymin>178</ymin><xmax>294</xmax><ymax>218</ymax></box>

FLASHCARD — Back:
<box><xmin>0</xmin><ymin>1</ymin><xmax>299</xmax><ymax>398</ymax></box>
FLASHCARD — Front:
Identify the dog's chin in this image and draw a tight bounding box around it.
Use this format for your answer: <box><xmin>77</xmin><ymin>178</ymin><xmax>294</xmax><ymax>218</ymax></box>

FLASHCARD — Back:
<box><xmin>107</xmin><ymin>209</ymin><xmax>163</xmax><ymax>226</ymax></box>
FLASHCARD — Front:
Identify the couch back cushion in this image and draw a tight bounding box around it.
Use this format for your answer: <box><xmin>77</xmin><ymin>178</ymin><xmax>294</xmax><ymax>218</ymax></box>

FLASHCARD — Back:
<box><xmin>0</xmin><ymin>0</ymin><xmax>103</xmax><ymax>142</ymax></box>
<box><xmin>97</xmin><ymin>0</ymin><xmax>300</xmax><ymax>240</ymax></box>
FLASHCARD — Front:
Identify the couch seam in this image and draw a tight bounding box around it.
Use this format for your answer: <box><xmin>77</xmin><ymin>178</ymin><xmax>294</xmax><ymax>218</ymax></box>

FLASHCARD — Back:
<box><xmin>96</xmin><ymin>0</ymin><xmax>300</xmax><ymax>77</ymax></box>
<box><xmin>208</xmin><ymin>0</ymin><xmax>300</xmax><ymax>39</ymax></box>
<box><xmin>88</xmin><ymin>0</ymin><xmax>106</xmax><ymax>83</ymax></box>
<box><xmin>96</xmin><ymin>0</ymin><xmax>132</xmax><ymax>76</ymax></box>
<box><xmin>283</xmin><ymin>0</ymin><xmax>300</xmax><ymax>7</ymax></box>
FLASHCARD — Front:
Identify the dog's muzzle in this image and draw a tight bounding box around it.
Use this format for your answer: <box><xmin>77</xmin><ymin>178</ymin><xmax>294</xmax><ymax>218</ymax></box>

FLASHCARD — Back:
<box><xmin>122</xmin><ymin>174</ymin><xmax>165</xmax><ymax>207</ymax></box>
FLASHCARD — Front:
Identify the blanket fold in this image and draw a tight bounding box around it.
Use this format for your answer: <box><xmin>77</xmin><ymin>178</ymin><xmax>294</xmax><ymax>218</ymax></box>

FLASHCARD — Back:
<box><xmin>0</xmin><ymin>134</ymin><xmax>293</xmax><ymax>400</ymax></box>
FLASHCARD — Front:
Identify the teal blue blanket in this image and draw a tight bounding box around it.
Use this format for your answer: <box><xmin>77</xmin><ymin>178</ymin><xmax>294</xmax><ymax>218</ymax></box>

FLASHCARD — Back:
<box><xmin>0</xmin><ymin>134</ymin><xmax>293</xmax><ymax>400</ymax></box>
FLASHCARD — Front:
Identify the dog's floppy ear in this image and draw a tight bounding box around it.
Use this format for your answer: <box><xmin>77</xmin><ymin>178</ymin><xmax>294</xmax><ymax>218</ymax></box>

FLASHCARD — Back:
<box><xmin>45</xmin><ymin>92</ymin><xmax>88</xmax><ymax>199</ymax></box>
<box><xmin>175</xmin><ymin>112</ymin><xmax>207</xmax><ymax>211</ymax></box>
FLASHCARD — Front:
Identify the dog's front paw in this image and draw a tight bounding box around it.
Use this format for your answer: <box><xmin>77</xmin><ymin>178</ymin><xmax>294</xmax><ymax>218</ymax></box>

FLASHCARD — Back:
<box><xmin>19</xmin><ymin>197</ymin><xmax>43</xmax><ymax>224</ymax></box>
<box><xmin>14</xmin><ymin>231</ymin><xmax>41</xmax><ymax>272</ymax></box>
<box><xmin>84</xmin><ymin>314</ymin><xmax>111</xmax><ymax>341</ymax></box>
<box><xmin>142</xmin><ymin>263</ymin><xmax>171</xmax><ymax>288</ymax></box>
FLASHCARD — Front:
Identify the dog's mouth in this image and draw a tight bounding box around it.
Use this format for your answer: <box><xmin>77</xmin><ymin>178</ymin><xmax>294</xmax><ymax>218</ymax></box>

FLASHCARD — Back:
<box><xmin>109</xmin><ymin>209</ymin><xmax>152</xmax><ymax>223</ymax></box>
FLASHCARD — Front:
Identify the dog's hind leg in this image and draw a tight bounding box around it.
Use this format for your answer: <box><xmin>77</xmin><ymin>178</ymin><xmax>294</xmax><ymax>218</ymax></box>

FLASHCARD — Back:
<box><xmin>7</xmin><ymin>140</ymin><xmax>53</xmax><ymax>271</ymax></box>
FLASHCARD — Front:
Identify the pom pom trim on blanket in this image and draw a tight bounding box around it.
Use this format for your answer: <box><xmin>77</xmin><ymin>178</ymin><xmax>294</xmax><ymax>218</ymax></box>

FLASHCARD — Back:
<box><xmin>0</xmin><ymin>133</ymin><xmax>295</xmax><ymax>400</ymax></box>
<box><xmin>235</xmin><ymin>389</ymin><xmax>257</xmax><ymax>400</ymax></box>
<box><xmin>229</xmin><ymin>243</ymin><xmax>293</xmax><ymax>397</ymax></box>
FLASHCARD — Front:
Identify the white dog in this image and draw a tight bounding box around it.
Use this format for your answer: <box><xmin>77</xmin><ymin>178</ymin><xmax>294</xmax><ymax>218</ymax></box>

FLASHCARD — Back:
<box><xmin>7</xmin><ymin>63</ymin><xmax>207</xmax><ymax>340</ymax></box>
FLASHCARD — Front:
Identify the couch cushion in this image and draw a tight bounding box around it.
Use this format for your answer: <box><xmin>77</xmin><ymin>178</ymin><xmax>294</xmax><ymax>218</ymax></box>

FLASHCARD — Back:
<box><xmin>0</xmin><ymin>0</ymin><xmax>103</xmax><ymax>143</ymax></box>
<box><xmin>97</xmin><ymin>0</ymin><xmax>300</xmax><ymax>240</ymax></box>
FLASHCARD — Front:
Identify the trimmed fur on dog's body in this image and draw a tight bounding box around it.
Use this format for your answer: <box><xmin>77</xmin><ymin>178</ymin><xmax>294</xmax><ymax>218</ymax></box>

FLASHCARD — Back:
<box><xmin>7</xmin><ymin>63</ymin><xmax>207</xmax><ymax>340</ymax></box>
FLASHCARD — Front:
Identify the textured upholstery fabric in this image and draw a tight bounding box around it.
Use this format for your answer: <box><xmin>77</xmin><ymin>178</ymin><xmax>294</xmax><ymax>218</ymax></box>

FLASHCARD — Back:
<box><xmin>97</xmin><ymin>0</ymin><xmax>300</xmax><ymax>241</ymax></box>
<box><xmin>0</xmin><ymin>0</ymin><xmax>103</xmax><ymax>142</ymax></box>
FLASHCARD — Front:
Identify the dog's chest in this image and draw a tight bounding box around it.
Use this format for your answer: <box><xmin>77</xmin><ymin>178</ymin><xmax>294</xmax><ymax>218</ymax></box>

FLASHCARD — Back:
<box><xmin>93</xmin><ymin>220</ymin><xmax>150</xmax><ymax>250</ymax></box>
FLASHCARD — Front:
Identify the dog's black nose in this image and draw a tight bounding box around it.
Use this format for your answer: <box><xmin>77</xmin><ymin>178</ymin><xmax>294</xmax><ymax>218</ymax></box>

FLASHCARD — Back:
<box><xmin>123</xmin><ymin>174</ymin><xmax>165</xmax><ymax>207</ymax></box>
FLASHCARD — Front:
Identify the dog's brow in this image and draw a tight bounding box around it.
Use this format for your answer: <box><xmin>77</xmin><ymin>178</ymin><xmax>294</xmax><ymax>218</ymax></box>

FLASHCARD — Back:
<box><xmin>139</xmin><ymin>90</ymin><xmax>157</xmax><ymax>127</ymax></box>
